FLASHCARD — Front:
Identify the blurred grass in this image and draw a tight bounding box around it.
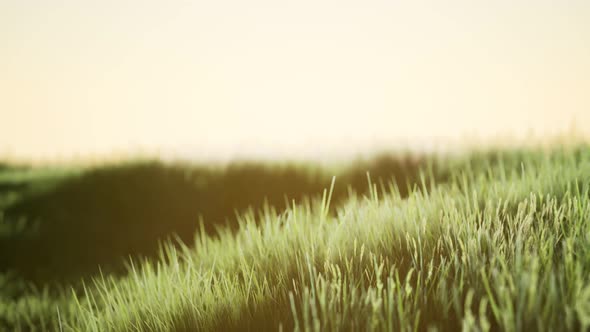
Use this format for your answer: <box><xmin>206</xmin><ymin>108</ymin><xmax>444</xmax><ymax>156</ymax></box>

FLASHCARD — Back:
<box><xmin>0</xmin><ymin>153</ymin><xmax>430</xmax><ymax>284</ymax></box>
<box><xmin>1</xmin><ymin>144</ymin><xmax>589</xmax><ymax>331</ymax></box>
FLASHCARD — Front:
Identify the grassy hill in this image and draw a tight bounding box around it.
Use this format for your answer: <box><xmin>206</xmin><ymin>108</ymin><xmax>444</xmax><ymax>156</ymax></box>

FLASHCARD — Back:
<box><xmin>0</xmin><ymin>155</ymin><xmax>427</xmax><ymax>285</ymax></box>
<box><xmin>1</xmin><ymin>145</ymin><xmax>589</xmax><ymax>331</ymax></box>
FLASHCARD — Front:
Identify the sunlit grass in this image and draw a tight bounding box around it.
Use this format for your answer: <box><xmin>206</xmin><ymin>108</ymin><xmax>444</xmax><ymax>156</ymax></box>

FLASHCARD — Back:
<box><xmin>2</xmin><ymin>145</ymin><xmax>590</xmax><ymax>331</ymax></box>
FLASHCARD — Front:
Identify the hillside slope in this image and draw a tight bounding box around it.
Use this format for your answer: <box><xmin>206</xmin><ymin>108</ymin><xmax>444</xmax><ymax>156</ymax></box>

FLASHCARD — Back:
<box><xmin>2</xmin><ymin>146</ymin><xmax>589</xmax><ymax>331</ymax></box>
<box><xmin>0</xmin><ymin>155</ymin><xmax>426</xmax><ymax>284</ymax></box>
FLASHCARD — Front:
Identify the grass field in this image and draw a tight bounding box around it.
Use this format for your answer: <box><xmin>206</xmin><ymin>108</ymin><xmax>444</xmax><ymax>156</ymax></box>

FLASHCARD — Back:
<box><xmin>1</xmin><ymin>144</ymin><xmax>589</xmax><ymax>331</ymax></box>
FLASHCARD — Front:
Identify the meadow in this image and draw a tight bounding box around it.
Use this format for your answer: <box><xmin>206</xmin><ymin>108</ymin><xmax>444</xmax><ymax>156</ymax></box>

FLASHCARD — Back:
<box><xmin>1</xmin><ymin>144</ymin><xmax>589</xmax><ymax>331</ymax></box>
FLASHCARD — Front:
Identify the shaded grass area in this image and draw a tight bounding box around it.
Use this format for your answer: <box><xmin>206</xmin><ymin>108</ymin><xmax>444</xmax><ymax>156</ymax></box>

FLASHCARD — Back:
<box><xmin>2</xmin><ymin>145</ymin><xmax>590</xmax><ymax>331</ymax></box>
<box><xmin>0</xmin><ymin>154</ymin><xmax>429</xmax><ymax>284</ymax></box>
<box><xmin>1</xmin><ymin>145</ymin><xmax>589</xmax><ymax>331</ymax></box>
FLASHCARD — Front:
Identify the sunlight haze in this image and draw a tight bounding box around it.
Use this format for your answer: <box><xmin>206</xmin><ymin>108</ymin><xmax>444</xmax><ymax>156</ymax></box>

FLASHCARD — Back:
<box><xmin>1</xmin><ymin>0</ymin><xmax>589</xmax><ymax>161</ymax></box>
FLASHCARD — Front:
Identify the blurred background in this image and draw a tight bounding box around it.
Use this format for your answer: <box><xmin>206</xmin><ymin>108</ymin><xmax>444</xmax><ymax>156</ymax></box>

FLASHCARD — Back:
<box><xmin>1</xmin><ymin>0</ymin><xmax>589</xmax><ymax>163</ymax></box>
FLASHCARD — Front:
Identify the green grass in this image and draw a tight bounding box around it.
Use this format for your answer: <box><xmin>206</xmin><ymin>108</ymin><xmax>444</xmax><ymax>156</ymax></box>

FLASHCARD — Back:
<box><xmin>2</xmin><ymin>145</ymin><xmax>590</xmax><ymax>331</ymax></box>
<box><xmin>0</xmin><ymin>155</ymin><xmax>428</xmax><ymax>284</ymax></box>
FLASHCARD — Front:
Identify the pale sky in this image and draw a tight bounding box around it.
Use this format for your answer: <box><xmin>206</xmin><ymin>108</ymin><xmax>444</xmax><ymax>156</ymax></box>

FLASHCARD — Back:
<box><xmin>1</xmin><ymin>0</ymin><xmax>589</xmax><ymax>161</ymax></box>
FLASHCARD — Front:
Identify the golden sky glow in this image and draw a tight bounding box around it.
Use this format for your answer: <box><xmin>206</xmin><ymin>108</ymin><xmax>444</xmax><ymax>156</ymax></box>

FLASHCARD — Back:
<box><xmin>1</xmin><ymin>0</ymin><xmax>589</xmax><ymax>161</ymax></box>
